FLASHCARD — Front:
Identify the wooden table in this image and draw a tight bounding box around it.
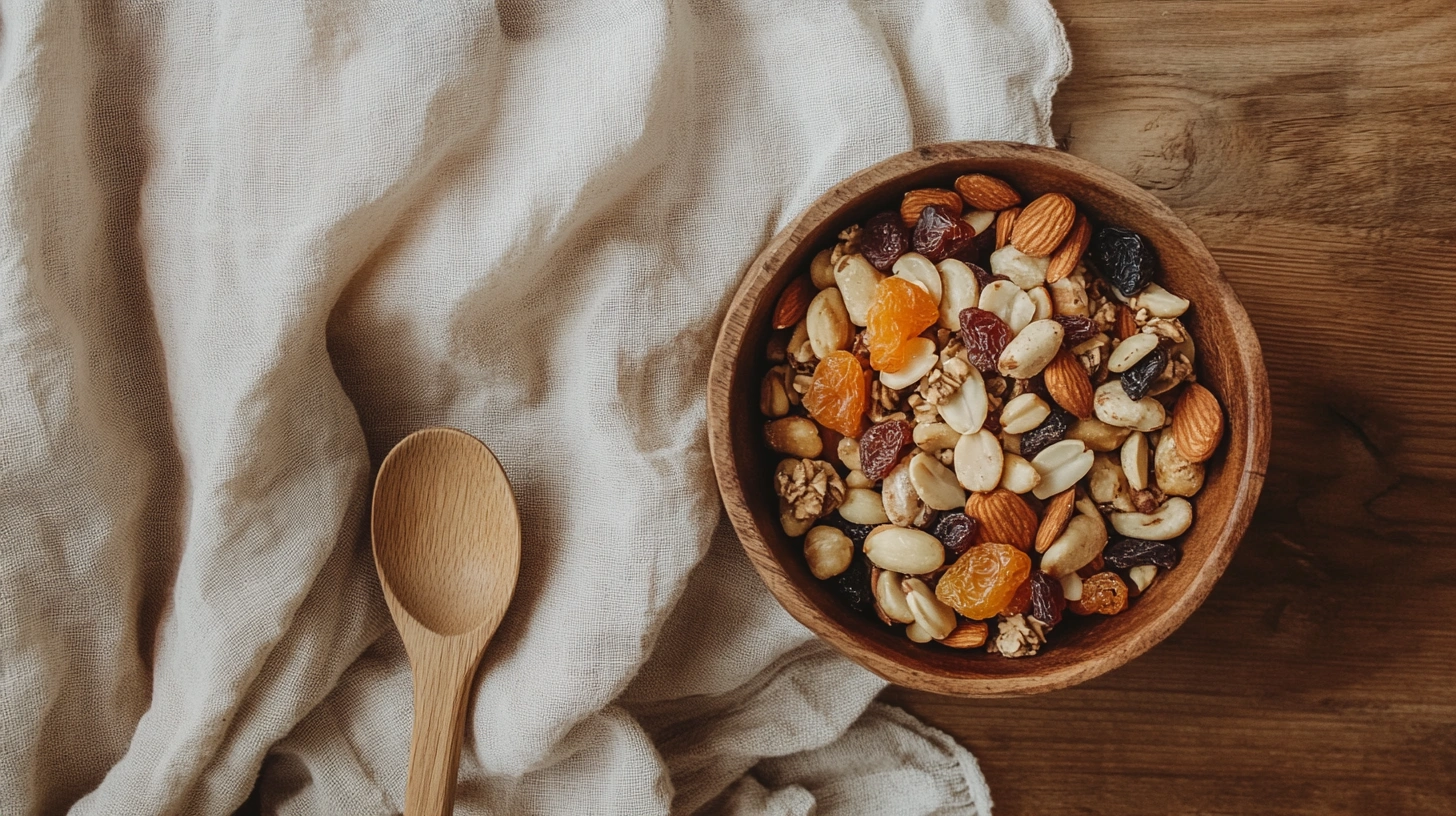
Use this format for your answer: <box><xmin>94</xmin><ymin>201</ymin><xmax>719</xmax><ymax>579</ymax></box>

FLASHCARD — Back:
<box><xmin>883</xmin><ymin>2</ymin><xmax>1456</xmax><ymax>813</ymax></box>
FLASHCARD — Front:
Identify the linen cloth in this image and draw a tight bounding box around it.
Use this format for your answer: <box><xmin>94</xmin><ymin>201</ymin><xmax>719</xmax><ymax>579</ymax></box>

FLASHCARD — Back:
<box><xmin>0</xmin><ymin>0</ymin><xmax>1069</xmax><ymax>812</ymax></box>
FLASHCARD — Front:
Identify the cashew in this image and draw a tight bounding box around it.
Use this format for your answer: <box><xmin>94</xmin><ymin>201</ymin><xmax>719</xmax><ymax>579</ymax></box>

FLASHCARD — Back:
<box><xmin>1000</xmin><ymin>393</ymin><xmax>1051</xmax><ymax>434</ymax></box>
<box><xmin>1027</xmin><ymin>286</ymin><xmax>1053</xmax><ymax>321</ymax></box>
<box><xmin>805</xmin><ymin>288</ymin><xmax>853</xmax><ymax>359</ymax></box>
<box><xmin>764</xmin><ymin>416</ymin><xmax>823</xmax><ymax>458</ymax></box>
<box><xmin>1059</xmin><ymin>570</ymin><xmax>1083</xmax><ymax>602</ymax></box>
<box><xmin>1110</xmin><ymin>497</ymin><xmax>1193</xmax><ymax>541</ymax></box>
<box><xmin>804</xmin><ymin>526</ymin><xmax>852</xmax><ymax>579</ymax></box>
<box><xmin>833</xmin><ymin>254</ymin><xmax>884</xmax><ymax>326</ymax></box>
<box><xmin>954</xmin><ymin>429</ymin><xmax>1004</xmax><ymax>493</ymax></box>
<box><xmin>892</xmin><ymin>252</ymin><xmax>942</xmax><ymax>304</ymax></box>
<box><xmin>1132</xmin><ymin>283</ymin><xmax>1189</xmax><ymax>318</ymax></box>
<box><xmin>1088</xmin><ymin>453</ymin><xmax>1130</xmax><ymax>506</ymax></box>
<box><xmin>1093</xmin><ymin>381</ymin><xmax>1166</xmax><ymax>431</ymax></box>
<box><xmin>864</xmin><ymin>525</ymin><xmax>945</xmax><ymax>574</ymax></box>
<box><xmin>838</xmin><ymin>488</ymin><xmax>889</xmax><ymax>525</ymax></box>
<box><xmin>998</xmin><ymin>319</ymin><xmax>1064</xmax><ymax>378</ymax></box>
<box><xmin>937</xmin><ymin>258</ymin><xmax>980</xmax><ymax>330</ymax></box>
<box><xmin>1040</xmin><ymin>514</ymin><xmax>1109</xmax><ymax>578</ymax></box>
<box><xmin>908</xmin><ymin>452</ymin><xmax>967</xmax><ymax>511</ymax></box>
<box><xmin>1154</xmin><ymin>430</ymin><xmax>1205</xmax><ymax>497</ymax></box>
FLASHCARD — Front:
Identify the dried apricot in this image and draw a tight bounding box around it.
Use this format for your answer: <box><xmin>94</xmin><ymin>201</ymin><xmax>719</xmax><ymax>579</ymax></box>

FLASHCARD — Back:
<box><xmin>865</xmin><ymin>277</ymin><xmax>938</xmax><ymax>372</ymax></box>
<box><xmin>803</xmin><ymin>351</ymin><xmax>867</xmax><ymax>437</ymax></box>
<box><xmin>935</xmin><ymin>542</ymin><xmax>1031</xmax><ymax>620</ymax></box>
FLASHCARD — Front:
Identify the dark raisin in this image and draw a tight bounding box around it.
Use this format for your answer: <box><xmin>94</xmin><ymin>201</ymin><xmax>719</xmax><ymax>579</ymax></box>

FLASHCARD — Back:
<box><xmin>932</xmin><ymin>511</ymin><xmax>979</xmax><ymax>559</ymax></box>
<box><xmin>958</xmin><ymin>307</ymin><xmax>1013</xmax><ymax>373</ymax></box>
<box><xmin>965</xmin><ymin>262</ymin><xmax>996</xmax><ymax>290</ymax></box>
<box><xmin>858</xmin><ymin>419</ymin><xmax>913</xmax><ymax>482</ymax></box>
<box><xmin>1028</xmin><ymin>570</ymin><xmax>1065</xmax><ymax>627</ymax></box>
<box><xmin>823</xmin><ymin>513</ymin><xmax>874</xmax><ymax>548</ymax></box>
<box><xmin>1119</xmin><ymin>343</ymin><xmax>1169</xmax><ymax>401</ymax></box>
<box><xmin>861</xmin><ymin>211</ymin><xmax>910</xmax><ymax>271</ymax></box>
<box><xmin>950</xmin><ymin>223</ymin><xmax>996</xmax><ymax>267</ymax></box>
<box><xmin>1090</xmin><ymin>226</ymin><xmax>1158</xmax><ymax>297</ymax></box>
<box><xmin>1052</xmin><ymin>315</ymin><xmax>1100</xmax><ymax>347</ymax></box>
<box><xmin>827</xmin><ymin>553</ymin><xmax>875</xmax><ymax>612</ymax></box>
<box><xmin>1104</xmin><ymin>539</ymin><xmax>1182</xmax><ymax>570</ymax></box>
<box><xmin>912</xmin><ymin>204</ymin><xmax>976</xmax><ymax>263</ymax></box>
<box><xmin>1018</xmin><ymin>407</ymin><xmax>1074</xmax><ymax>459</ymax></box>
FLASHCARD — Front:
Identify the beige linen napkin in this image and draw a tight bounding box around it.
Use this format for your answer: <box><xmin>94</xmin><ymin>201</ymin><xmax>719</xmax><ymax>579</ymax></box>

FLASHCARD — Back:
<box><xmin>0</xmin><ymin>0</ymin><xmax>1069</xmax><ymax>812</ymax></box>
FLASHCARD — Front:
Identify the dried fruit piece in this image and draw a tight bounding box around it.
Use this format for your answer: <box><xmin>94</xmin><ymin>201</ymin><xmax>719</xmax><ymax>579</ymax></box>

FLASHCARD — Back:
<box><xmin>1010</xmin><ymin>193</ymin><xmax>1077</xmax><ymax>258</ymax></box>
<box><xmin>932</xmin><ymin>511</ymin><xmax>978</xmax><ymax>559</ymax></box>
<box><xmin>803</xmin><ymin>351</ymin><xmax>867</xmax><ymax>437</ymax></box>
<box><xmin>1091</xmin><ymin>226</ymin><xmax>1158</xmax><ymax>297</ymax></box>
<box><xmin>967</xmin><ymin>262</ymin><xmax>997</xmax><ymax>290</ymax></box>
<box><xmin>865</xmin><ymin>276</ymin><xmax>939</xmax><ymax>372</ymax></box>
<box><xmin>901</xmin><ymin>188</ymin><xmax>963</xmax><ymax>229</ymax></box>
<box><xmin>1171</xmin><ymin>383</ymin><xmax>1225</xmax><ymax>463</ymax></box>
<box><xmin>858</xmin><ymin>419</ymin><xmax>913</xmax><ymax>482</ymax></box>
<box><xmin>828</xmin><ymin>553</ymin><xmax>875</xmax><ymax>612</ymax></box>
<box><xmin>824</xmin><ymin>513</ymin><xmax>875</xmax><ymax>547</ymax></box>
<box><xmin>1018</xmin><ymin>406</ymin><xmax>1074</xmax><ymax>460</ymax></box>
<box><xmin>1103</xmin><ymin>538</ymin><xmax>1182</xmax><ymax>570</ymax></box>
<box><xmin>861</xmin><ymin>211</ymin><xmax>910</xmax><ymax>272</ymax></box>
<box><xmin>1046</xmin><ymin>214</ymin><xmax>1091</xmax><ymax>283</ymax></box>
<box><xmin>935</xmin><ymin>542</ymin><xmax>1032</xmax><ymax>620</ymax></box>
<box><xmin>1068</xmin><ymin>571</ymin><xmax>1128</xmax><ymax>615</ymax></box>
<box><xmin>958</xmin><ymin>307</ymin><xmax>1013</xmax><ymax>373</ymax></box>
<box><xmin>954</xmin><ymin>173</ymin><xmax>1021</xmax><ymax>210</ymax></box>
<box><xmin>1052</xmin><ymin>315</ymin><xmax>1099</xmax><ymax>347</ymax></box>
<box><xmin>912</xmin><ymin>204</ymin><xmax>976</xmax><ymax>263</ymax></box>
<box><xmin>1000</xmin><ymin>577</ymin><xmax>1032</xmax><ymax>616</ymax></box>
<box><xmin>1027</xmin><ymin>570</ymin><xmax>1065</xmax><ymax>626</ymax></box>
<box><xmin>1119</xmin><ymin>343</ymin><xmax>1169</xmax><ymax>401</ymax></box>
<box><xmin>773</xmin><ymin>274</ymin><xmax>816</xmax><ymax>329</ymax></box>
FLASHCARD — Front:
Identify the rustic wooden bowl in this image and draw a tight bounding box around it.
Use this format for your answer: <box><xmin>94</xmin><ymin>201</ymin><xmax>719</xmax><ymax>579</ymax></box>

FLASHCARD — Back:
<box><xmin>708</xmin><ymin>141</ymin><xmax>1270</xmax><ymax>696</ymax></box>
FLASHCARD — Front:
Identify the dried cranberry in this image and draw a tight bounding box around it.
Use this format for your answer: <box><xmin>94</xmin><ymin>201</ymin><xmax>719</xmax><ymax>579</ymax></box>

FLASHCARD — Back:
<box><xmin>958</xmin><ymin>307</ymin><xmax>1012</xmax><ymax>373</ymax></box>
<box><xmin>1119</xmin><ymin>343</ymin><xmax>1169</xmax><ymax>401</ymax></box>
<box><xmin>1028</xmin><ymin>570</ymin><xmax>1065</xmax><ymax>627</ymax></box>
<box><xmin>1104</xmin><ymin>538</ymin><xmax>1182</xmax><ymax>570</ymax></box>
<box><xmin>827</xmin><ymin>553</ymin><xmax>874</xmax><ymax>612</ymax></box>
<box><xmin>1052</xmin><ymin>315</ymin><xmax>1100</xmax><ymax>347</ymax></box>
<box><xmin>912</xmin><ymin>204</ymin><xmax>976</xmax><ymax>263</ymax></box>
<box><xmin>858</xmin><ymin>419</ymin><xmax>913</xmax><ymax>482</ymax></box>
<box><xmin>932</xmin><ymin>511</ymin><xmax>978</xmax><ymax>559</ymax></box>
<box><xmin>1018</xmin><ymin>407</ymin><xmax>1074</xmax><ymax>459</ymax></box>
<box><xmin>861</xmin><ymin>212</ymin><xmax>910</xmax><ymax>271</ymax></box>
<box><xmin>1091</xmin><ymin>226</ymin><xmax>1157</xmax><ymax>297</ymax></box>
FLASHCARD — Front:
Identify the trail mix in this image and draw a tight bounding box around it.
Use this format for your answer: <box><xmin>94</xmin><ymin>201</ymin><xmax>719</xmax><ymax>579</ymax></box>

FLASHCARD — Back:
<box><xmin>760</xmin><ymin>174</ymin><xmax>1225</xmax><ymax>657</ymax></box>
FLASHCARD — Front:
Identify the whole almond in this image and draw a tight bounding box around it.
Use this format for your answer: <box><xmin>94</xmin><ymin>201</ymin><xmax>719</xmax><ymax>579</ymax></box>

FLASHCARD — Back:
<box><xmin>939</xmin><ymin>620</ymin><xmax>989</xmax><ymax>649</ymax></box>
<box><xmin>995</xmin><ymin>206</ymin><xmax>1020</xmax><ymax>250</ymax></box>
<box><xmin>1034</xmin><ymin>488</ymin><xmax>1077</xmax><ymax>553</ymax></box>
<box><xmin>1043</xmin><ymin>348</ymin><xmax>1095</xmax><ymax>418</ymax></box>
<box><xmin>1046</xmin><ymin>214</ymin><xmax>1091</xmax><ymax>283</ymax></box>
<box><xmin>954</xmin><ymin>173</ymin><xmax>1022</xmax><ymax>211</ymax></box>
<box><xmin>773</xmin><ymin>274</ymin><xmax>815</xmax><ymax>329</ymax></box>
<box><xmin>1010</xmin><ymin>193</ymin><xmax>1077</xmax><ymax>258</ymax></box>
<box><xmin>901</xmin><ymin>188</ymin><xmax>963</xmax><ymax>229</ymax></box>
<box><xmin>1171</xmin><ymin>383</ymin><xmax>1224</xmax><ymax>462</ymax></box>
<box><xmin>964</xmin><ymin>488</ymin><xmax>1038</xmax><ymax>550</ymax></box>
<box><xmin>1116</xmin><ymin>304</ymin><xmax>1139</xmax><ymax>340</ymax></box>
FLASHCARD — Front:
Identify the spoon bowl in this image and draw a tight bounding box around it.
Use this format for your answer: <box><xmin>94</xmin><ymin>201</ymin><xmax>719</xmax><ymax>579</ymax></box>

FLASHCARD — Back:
<box><xmin>373</xmin><ymin>427</ymin><xmax>521</xmax><ymax>814</ymax></box>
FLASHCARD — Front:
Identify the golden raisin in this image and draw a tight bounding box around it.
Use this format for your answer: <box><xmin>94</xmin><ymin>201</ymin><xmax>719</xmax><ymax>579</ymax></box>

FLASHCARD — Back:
<box><xmin>934</xmin><ymin>542</ymin><xmax>1031</xmax><ymax>620</ymax></box>
<box><xmin>864</xmin><ymin>277</ymin><xmax>938</xmax><ymax>372</ymax></box>
<box><xmin>1068</xmin><ymin>571</ymin><xmax>1128</xmax><ymax>616</ymax></box>
<box><xmin>803</xmin><ymin>351</ymin><xmax>867</xmax><ymax>437</ymax></box>
<box><xmin>999</xmin><ymin>577</ymin><xmax>1032</xmax><ymax>616</ymax></box>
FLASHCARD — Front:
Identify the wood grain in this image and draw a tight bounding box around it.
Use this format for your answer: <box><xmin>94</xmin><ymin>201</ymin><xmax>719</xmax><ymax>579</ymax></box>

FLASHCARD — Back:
<box><xmin>372</xmin><ymin>428</ymin><xmax>521</xmax><ymax>816</ymax></box>
<box><xmin>707</xmin><ymin>141</ymin><xmax>1270</xmax><ymax>696</ymax></box>
<box><xmin>887</xmin><ymin>2</ymin><xmax>1456</xmax><ymax>813</ymax></box>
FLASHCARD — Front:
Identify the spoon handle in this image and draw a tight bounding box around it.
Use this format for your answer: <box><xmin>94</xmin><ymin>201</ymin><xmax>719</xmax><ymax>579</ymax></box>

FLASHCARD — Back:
<box><xmin>404</xmin><ymin>639</ymin><xmax>484</xmax><ymax>816</ymax></box>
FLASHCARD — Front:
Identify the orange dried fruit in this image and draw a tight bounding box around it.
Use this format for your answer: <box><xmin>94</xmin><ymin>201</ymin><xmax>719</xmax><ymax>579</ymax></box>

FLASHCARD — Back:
<box><xmin>803</xmin><ymin>351</ymin><xmax>867</xmax><ymax>437</ymax></box>
<box><xmin>935</xmin><ymin>542</ymin><xmax>1031</xmax><ymax>620</ymax></box>
<box><xmin>864</xmin><ymin>277</ymin><xmax>938</xmax><ymax>372</ymax></box>
<box><xmin>999</xmin><ymin>577</ymin><xmax>1032</xmax><ymax>616</ymax></box>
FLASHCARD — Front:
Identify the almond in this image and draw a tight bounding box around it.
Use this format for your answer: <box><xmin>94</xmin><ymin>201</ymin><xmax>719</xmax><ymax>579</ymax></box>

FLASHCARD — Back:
<box><xmin>1010</xmin><ymin>193</ymin><xmax>1077</xmax><ymax>258</ymax></box>
<box><xmin>1042</xmin><ymin>348</ymin><xmax>1095</xmax><ymax>418</ymax></box>
<box><xmin>964</xmin><ymin>488</ymin><xmax>1038</xmax><ymax>551</ymax></box>
<box><xmin>772</xmin><ymin>274</ymin><xmax>815</xmax><ymax>329</ymax></box>
<box><xmin>901</xmin><ymin>188</ymin><xmax>963</xmax><ymax>229</ymax></box>
<box><xmin>953</xmin><ymin>173</ymin><xmax>1022</xmax><ymax>211</ymax></box>
<box><xmin>1034</xmin><ymin>488</ymin><xmax>1077</xmax><ymax>553</ymax></box>
<box><xmin>995</xmin><ymin>206</ymin><xmax>1020</xmax><ymax>250</ymax></box>
<box><xmin>1171</xmin><ymin>383</ymin><xmax>1224</xmax><ymax>462</ymax></box>
<box><xmin>1045</xmin><ymin>214</ymin><xmax>1091</xmax><ymax>283</ymax></box>
<box><xmin>1115</xmin><ymin>304</ymin><xmax>1139</xmax><ymax>340</ymax></box>
<box><xmin>939</xmin><ymin>620</ymin><xmax>989</xmax><ymax>649</ymax></box>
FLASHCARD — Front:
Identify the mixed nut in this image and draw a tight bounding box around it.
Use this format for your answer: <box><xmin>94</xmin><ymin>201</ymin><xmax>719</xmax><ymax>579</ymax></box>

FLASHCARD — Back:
<box><xmin>760</xmin><ymin>173</ymin><xmax>1226</xmax><ymax>657</ymax></box>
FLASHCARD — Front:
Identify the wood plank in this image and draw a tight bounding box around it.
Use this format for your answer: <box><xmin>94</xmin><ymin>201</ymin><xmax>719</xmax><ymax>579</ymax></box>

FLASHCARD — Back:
<box><xmin>889</xmin><ymin>2</ymin><xmax>1456</xmax><ymax>813</ymax></box>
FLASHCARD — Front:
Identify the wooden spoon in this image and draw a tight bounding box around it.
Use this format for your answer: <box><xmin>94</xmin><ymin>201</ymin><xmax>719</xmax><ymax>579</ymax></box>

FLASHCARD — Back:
<box><xmin>372</xmin><ymin>427</ymin><xmax>521</xmax><ymax>815</ymax></box>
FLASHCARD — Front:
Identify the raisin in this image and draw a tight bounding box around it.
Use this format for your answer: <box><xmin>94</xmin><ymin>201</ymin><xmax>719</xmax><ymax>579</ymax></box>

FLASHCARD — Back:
<box><xmin>934</xmin><ymin>542</ymin><xmax>1031</xmax><ymax>620</ymax></box>
<box><xmin>858</xmin><ymin>419</ymin><xmax>913</xmax><ymax>481</ymax></box>
<box><xmin>861</xmin><ymin>211</ymin><xmax>910</xmax><ymax>272</ymax></box>
<box><xmin>1091</xmin><ymin>226</ymin><xmax>1157</xmax><ymax>297</ymax></box>
<box><xmin>1104</xmin><ymin>538</ymin><xmax>1182</xmax><ymax>570</ymax></box>
<box><xmin>950</xmin><ymin>224</ymin><xmax>996</xmax><ymax>268</ymax></box>
<box><xmin>912</xmin><ymin>204</ymin><xmax>976</xmax><ymax>263</ymax></box>
<box><xmin>823</xmin><ymin>513</ymin><xmax>875</xmax><ymax>548</ymax></box>
<box><xmin>1052</xmin><ymin>315</ymin><xmax>1100</xmax><ymax>347</ymax></box>
<box><xmin>965</xmin><ymin>261</ymin><xmax>996</xmax><ymax>289</ymax></box>
<box><xmin>932</xmin><ymin>511</ymin><xmax>978</xmax><ymax>559</ymax></box>
<box><xmin>958</xmin><ymin>307</ymin><xmax>1012</xmax><ymax>373</ymax></box>
<box><xmin>828</xmin><ymin>553</ymin><xmax>875</xmax><ymax>613</ymax></box>
<box><xmin>1069</xmin><ymin>571</ymin><xmax>1128</xmax><ymax>616</ymax></box>
<box><xmin>1018</xmin><ymin>406</ymin><xmax>1073</xmax><ymax>459</ymax></box>
<box><xmin>1028</xmin><ymin>570</ymin><xmax>1065</xmax><ymax>627</ymax></box>
<box><xmin>1119</xmin><ymin>343</ymin><xmax>1169</xmax><ymax>401</ymax></box>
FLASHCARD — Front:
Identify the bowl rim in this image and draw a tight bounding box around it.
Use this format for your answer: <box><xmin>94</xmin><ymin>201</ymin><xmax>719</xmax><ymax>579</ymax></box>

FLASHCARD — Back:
<box><xmin>707</xmin><ymin>140</ymin><xmax>1270</xmax><ymax>696</ymax></box>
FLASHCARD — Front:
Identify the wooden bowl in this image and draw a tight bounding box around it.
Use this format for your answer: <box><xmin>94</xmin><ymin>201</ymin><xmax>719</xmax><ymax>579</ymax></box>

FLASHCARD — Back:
<box><xmin>707</xmin><ymin>141</ymin><xmax>1270</xmax><ymax>696</ymax></box>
